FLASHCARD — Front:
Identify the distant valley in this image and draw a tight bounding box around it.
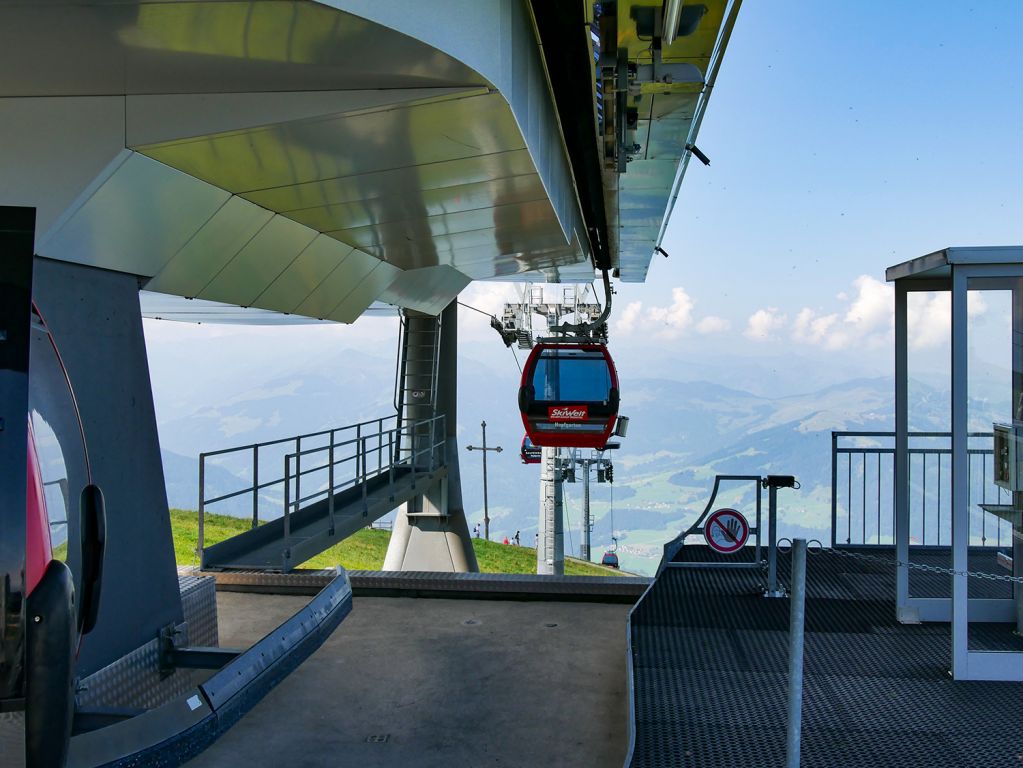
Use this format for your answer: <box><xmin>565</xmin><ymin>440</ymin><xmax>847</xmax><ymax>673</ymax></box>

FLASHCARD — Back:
<box><xmin>151</xmin><ymin>332</ymin><xmax>1004</xmax><ymax>576</ymax></box>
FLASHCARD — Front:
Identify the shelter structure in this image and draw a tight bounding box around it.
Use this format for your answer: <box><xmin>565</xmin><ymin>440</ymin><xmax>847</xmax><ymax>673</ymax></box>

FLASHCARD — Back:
<box><xmin>888</xmin><ymin>246</ymin><xmax>1023</xmax><ymax>680</ymax></box>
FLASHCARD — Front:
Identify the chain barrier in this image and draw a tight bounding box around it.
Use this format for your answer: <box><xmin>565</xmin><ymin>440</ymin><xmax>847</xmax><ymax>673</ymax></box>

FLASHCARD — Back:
<box><xmin>827</xmin><ymin>545</ymin><xmax>1023</xmax><ymax>585</ymax></box>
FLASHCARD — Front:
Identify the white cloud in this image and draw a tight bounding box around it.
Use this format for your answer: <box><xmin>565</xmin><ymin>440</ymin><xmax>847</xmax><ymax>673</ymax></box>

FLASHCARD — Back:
<box><xmin>615</xmin><ymin>286</ymin><xmax>727</xmax><ymax>339</ymax></box>
<box><xmin>781</xmin><ymin>274</ymin><xmax>991</xmax><ymax>353</ymax></box>
<box><xmin>616</xmin><ymin>300</ymin><xmax>643</xmax><ymax>334</ymax></box>
<box><xmin>647</xmin><ymin>287</ymin><xmax>694</xmax><ymax>338</ymax></box>
<box><xmin>745</xmin><ymin>308</ymin><xmax>787</xmax><ymax>340</ymax></box>
<box><xmin>844</xmin><ymin>275</ymin><xmax>892</xmax><ymax>330</ymax></box>
<box><xmin>904</xmin><ymin>288</ymin><xmax>987</xmax><ymax>350</ymax></box>
<box><xmin>788</xmin><ymin>276</ymin><xmax>892</xmax><ymax>350</ymax></box>
<box><xmin>696</xmin><ymin>315</ymin><xmax>730</xmax><ymax>334</ymax></box>
<box><xmin>791</xmin><ymin>308</ymin><xmax>840</xmax><ymax>347</ymax></box>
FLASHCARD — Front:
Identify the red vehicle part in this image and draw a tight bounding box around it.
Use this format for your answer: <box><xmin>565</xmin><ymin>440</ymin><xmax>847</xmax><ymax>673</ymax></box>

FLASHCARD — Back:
<box><xmin>26</xmin><ymin>421</ymin><xmax>52</xmax><ymax>596</ymax></box>
<box><xmin>520</xmin><ymin>435</ymin><xmax>541</xmax><ymax>464</ymax></box>
<box><xmin>517</xmin><ymin>343</ymin><xmax>619</xmax><ymax>449</ymax></box>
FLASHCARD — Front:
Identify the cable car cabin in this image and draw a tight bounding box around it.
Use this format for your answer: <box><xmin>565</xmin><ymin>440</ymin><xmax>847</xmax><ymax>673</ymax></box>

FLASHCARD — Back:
<box><xmin>20</xmin><ymin>304</ymin><xmax>106</xmax><ymax>767</ymax></box>
<box><xmin>518</xmin><ymin>343</ymin><xmax>619</xmax><ymax>449</ymax></box>
<box><xmin>600</xmin><ymin>551</ymin><xmax>620</xmax><ymax>569</ymax></box>
<box><xmin>521</xmin><ymin>435</ymin><xmax>542</xmax><ymax>464</ymax></box>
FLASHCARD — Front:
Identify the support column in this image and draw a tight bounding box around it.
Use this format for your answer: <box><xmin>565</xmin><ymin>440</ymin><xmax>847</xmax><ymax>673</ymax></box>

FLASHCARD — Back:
<box><xmin>895</xmin><ymin>283</ymin><xmax>911</xmax><ymax>620</ymax></box>
<box><xmin>34</xmin><ymin>258</ymin><xmax>182</xmax><ymax>675</ymax></box>
<box><xmin>537</xmin><ymin>446</ymin><xmax>564</xmax><ymax>575</ymax></box>
<box><xmin>383</xmin><ymin>302</ymin><xmax>478</xmax><ymax>572</ymax></box>
<box><xmin>581</xmin><ymin>458</ymin><xmax>591</xmax><ymax>561</ymax></box>
<box><xmin>950</xmin><ymin>267</ymin><xmax>969</xmax><ymax>678</ymax></box>
<box><xmin>1012</xmin><ymin>280</ymin><xmax>1023</xmax><ymax>635</ymax></box>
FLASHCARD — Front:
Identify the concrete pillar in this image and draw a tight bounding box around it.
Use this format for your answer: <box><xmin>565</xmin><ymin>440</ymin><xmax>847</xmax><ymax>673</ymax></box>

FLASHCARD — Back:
<box><xmin>383</xmin><ymin>302</ymin><xmax>478</xmax><ymax>572</ymax></box>
<box><xmin>33</xmin><ymin>258</ymin><xmax>182</xmax><ymax>675</ymax></box>
<box><xmin>537</xmin><ymin>446</ymin><xmax>564</xmax><ymax>575</ymax></box>
<box><xmin>581</xmin><ymin>459</ymin><xmax>591</xmax><ymax>561</ymax></box>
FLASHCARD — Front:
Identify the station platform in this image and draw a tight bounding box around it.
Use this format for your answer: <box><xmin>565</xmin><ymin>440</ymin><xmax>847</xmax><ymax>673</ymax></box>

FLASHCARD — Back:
<box><xmin>184</xmin><ymin>592</ymin><xmax>630</xmax><ymax>768</ymax></box>
<box><xmin>204</xmin><ymin>567</ymin><xmax>650</xmax><ymax>602</ymax></box>
<box><xmin>628</xmin><ymin>546</ymin><xmax>1023</xmax><ymax>767</ymax></box>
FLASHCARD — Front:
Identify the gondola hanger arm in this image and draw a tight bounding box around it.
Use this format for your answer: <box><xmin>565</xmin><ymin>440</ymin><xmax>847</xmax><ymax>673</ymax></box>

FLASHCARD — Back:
<box><xmin>548</xmin><ymin>269</ymin><xmax>613</xmax><ymax>338</ymax></box>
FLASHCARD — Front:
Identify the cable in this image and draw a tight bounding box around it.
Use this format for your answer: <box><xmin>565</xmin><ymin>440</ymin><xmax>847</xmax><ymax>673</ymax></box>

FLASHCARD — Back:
<box><xmin>563</xmin><ymin>486</ymin><xmax>575</xmax><ymax>556</ymax></box>
<box><xmin>457</xmin><ymin>300</ymin><xmax>496</xmax><ymax>318</ymax></box>
<box><xmin>509</xmin><ymin>345</ymin><xmax>522</xmax><ymax>373</ymax></box>
<box><xmin>608</xmin><ymin>481</ymin><xmax>616</xmax><ymax>552</ymax></box>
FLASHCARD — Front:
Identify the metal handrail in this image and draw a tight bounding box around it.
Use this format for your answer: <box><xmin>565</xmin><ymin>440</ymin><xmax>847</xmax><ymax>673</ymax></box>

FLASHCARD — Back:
<box><xmin>831</xmin><ymin>430</ymin><xmax>1008</xmax><ymax>549</ymax></box>
<box><xmin>197</xmin><ymin>414</ymin><xmax>445</xmax><ymax>560</ymax></box>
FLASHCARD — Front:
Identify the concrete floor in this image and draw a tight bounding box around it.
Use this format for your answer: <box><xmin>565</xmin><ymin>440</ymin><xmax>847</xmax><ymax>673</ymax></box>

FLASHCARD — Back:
<box><xmin>187</xmin><ymin>593</ymin><xmax>630</xmax><ymax>768</ymax></box>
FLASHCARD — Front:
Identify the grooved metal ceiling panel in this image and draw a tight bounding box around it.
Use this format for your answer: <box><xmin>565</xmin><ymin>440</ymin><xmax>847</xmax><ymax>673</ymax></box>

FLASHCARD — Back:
<box><xmin>613</xmin><ymin>1</ymin><xmax>732</xmax><ymax>282</ymax></box>
<box><xmin>146</xmin><ymin>196</ymin><xmax>274</xmax><ymax>298</ymax></box>
<box><xmin>8</xmin><ymin>0</ymin><xmax>595</xmax><ymax>323</ymax></box>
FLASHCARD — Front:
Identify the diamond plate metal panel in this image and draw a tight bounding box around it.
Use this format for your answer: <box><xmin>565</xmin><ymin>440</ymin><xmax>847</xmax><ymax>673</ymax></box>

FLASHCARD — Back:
<box><xmin>75</xmin><ymin>575</ymin><xmax>217</xmax><ymax>711</ymax></box>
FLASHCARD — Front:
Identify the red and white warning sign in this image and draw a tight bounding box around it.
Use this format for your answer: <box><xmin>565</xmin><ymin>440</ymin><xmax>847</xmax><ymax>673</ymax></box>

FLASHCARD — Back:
<box><xmin>704</xmin><ymin>508</ymin><xmax>750</xmax><ymax>554</ymax></box>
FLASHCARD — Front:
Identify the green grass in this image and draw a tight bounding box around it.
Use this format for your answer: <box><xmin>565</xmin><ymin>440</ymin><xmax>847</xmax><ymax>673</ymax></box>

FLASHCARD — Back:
<box><xmin>170</xmin><ymin>509</ymin><xmax>619</xmax><ymax>576</ymax></box>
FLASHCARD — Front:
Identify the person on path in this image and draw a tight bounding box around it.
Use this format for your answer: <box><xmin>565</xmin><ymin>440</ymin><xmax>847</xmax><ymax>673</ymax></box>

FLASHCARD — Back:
<box><xmin>514</xmin><ymin>531</ymin><xmax>521</xmax><ymax>546</ymax></box>
<box><xmin>503</xmin><ymin>536</ymin><xmax>509</xmax><ymax>545</ymax></box>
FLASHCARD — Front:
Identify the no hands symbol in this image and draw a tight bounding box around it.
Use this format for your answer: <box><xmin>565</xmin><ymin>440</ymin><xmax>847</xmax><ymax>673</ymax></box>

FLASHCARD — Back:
<box><xmin>704</xmin><ymin>508</ymin><xmax>750</xmax><ymax>554</ymax></box>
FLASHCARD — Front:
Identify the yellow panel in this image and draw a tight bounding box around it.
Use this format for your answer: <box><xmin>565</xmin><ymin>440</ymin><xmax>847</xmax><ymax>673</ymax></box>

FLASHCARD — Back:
<box><xmin>617</xmin><ymin>1</ymin><xmax>727</xmax><ymax>74</ymax></box>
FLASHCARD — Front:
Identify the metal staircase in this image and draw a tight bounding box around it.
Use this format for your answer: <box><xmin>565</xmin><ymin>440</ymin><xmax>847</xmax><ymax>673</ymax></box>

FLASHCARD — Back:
<box><xmin>197</xmin><ymin>415</ymin><xmax>447</xmax><ymax>572</ymax></box>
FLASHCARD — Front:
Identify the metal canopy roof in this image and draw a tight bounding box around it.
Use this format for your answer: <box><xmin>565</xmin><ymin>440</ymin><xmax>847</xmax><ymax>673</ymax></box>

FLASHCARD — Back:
<box><xmin>886</xmin><ymin>247</ymin><xmax>1023</xmax><ymax>282</ymax></box>
<box><xmin>609</xmin><ymin>0</ymin><xmax>740</xmax><ymax>282</ymax></box>
<box><xmin>2</xmin><ymin>0</ymin><xmax>592</xmax><ymax>321</ymax></box>
<box><xmin>1</xmin><ymin>0</ymin><xmax>740</xmax><ymax>323</ymax></box>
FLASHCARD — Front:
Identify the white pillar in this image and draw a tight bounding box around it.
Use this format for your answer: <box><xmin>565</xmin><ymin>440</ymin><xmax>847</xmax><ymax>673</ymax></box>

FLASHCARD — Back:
<box><xmin>895</xmin><ymin>283</ymin><xmax>911</xmax><ymax>620</ymax></box>
<box><xmin>537</xmin><ymin>446</ymin><xmax>564</xmax><ymax>575</ymax></box>
<box><xmin>950</xmin><ymin>267</ymin><xmax>969</xmax><ymax>678</ymax></box>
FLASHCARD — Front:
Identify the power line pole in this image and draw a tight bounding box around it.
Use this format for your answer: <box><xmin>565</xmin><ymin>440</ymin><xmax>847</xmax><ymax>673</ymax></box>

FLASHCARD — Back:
<box><xmin>581</xmin><ymin>457</ymin><xmax>592</xmax><ymax>561</ymax></box>
<box><xmin>466</xmin><ymin>420</ymin><xmax>502</xmax><ymax>540</ymax></box>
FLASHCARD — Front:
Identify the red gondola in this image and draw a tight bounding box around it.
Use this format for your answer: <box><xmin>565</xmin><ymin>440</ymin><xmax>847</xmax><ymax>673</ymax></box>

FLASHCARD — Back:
<box><xmin>22</xmin><ymin>304</ymin><xmax>106</xmax><ymax>766</ymax></box>
<box><xmin>600</xmin><ymin>551</ymin><xmax>620</xmax><ymax>569</ymax></box>
<box><xmin>517</xmin><ymin>343</ymin><xmax>619</xmax><ymax>449</ymax></box>
<box><xmin>520</xmin><ymin>435</ymin><xmax>542</xmax><ymax>464</ymax></box>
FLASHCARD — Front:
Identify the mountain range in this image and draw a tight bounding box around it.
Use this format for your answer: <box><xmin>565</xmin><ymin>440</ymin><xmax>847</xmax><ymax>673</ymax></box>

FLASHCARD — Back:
<box><xmin>151</xmin><ymin>333</ymin><xmax>1005</xmax><ymax>575</ymax></box>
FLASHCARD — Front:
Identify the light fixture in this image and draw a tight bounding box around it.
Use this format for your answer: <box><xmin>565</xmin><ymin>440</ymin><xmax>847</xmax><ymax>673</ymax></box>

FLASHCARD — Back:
<box><xmin>686</xmin><ymin>143</ymin><xmax>711</xmax><ymax>166</ymax></box>
<box><xmin>662</xmin><ymin>0</ymin><xmax>684</xmax><ymax>47</ymax></box>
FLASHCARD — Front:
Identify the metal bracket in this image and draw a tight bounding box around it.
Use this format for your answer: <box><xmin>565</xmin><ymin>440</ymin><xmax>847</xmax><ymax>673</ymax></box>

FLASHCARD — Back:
<box><xmin>159</xmin><ymin>622</ymin><xmax>240</xmax><ymax>673</ymax></box>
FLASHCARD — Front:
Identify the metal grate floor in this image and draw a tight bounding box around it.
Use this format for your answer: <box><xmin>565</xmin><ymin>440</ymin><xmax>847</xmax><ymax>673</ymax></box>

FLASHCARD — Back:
<box><xmin>629</xmin><ymin>546</ymin><xmax>1023</xmax><ymax>767</ymax></box>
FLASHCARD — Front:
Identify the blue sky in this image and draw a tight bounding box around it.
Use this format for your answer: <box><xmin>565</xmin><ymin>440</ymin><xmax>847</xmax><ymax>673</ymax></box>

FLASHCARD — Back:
<box><xmin>146</xmin><ymin>1</ymin><xmax>1023</xmax><ymax>412</ymax></box>
<box><xmin>576</xmin><ymin>0</ymin><xmax>1023</xmax><ymax>370</ymax></box>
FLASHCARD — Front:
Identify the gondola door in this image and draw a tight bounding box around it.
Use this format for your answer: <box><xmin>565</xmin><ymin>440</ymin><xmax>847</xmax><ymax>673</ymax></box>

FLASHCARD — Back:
<box><xmin>0</xmin><ymin>207</ymin><xmax>35</xmax><ymax>768</ymax></box>
<box><xmin>518</xmin><ymin>343</ymin><xmax>619</xmax><ymax>449</ymax></box>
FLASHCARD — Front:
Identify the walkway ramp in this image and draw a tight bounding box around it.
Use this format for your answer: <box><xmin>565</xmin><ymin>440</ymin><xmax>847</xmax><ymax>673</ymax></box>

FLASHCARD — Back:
<box><xmin>198</xmin><ymin>415</ymin><xmax>448</xmax><ymax>573</ymax></box>
<box><xmin>626</xmin><ymin>545</ymin><xmax>1023</xmax><ymax>767</ymax></box>
<box><xmin>202</xmin><ymin>466</ymin><xmax>445</xmax><ymax>572</ymax></box>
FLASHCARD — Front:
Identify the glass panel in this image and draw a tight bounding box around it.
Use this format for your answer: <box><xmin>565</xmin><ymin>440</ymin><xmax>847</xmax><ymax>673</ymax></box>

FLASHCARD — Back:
<box><xmin>531</xmin><ymin>349</ymin><xmax>612</xmax><ymax>403</ymax></box>
<box><xmin>905</xmin><ymin>290</ymin><xmax>952</xmax><ymax>597</ymax></box>
<box><xmin>965</xmin><ymin>279</ymin><xmax>1018</xmax><ymax>652</ymax></box>
<box><xmin>28</xmin><ymin>319</ymin><xmax>89</xmax><ymax>562</ymax></box>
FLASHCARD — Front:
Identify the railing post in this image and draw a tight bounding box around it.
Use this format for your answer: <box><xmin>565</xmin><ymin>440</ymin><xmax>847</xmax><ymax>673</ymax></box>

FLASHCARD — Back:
<box><xmin>362</xmin><ymin>436</ymin><xmax>369</xmax><ymax>516</ymax></box>
<box><xmin>284</xmin><ymin>454</ymin><xmax>292</xmax><ymax>544</ymax></box>
<box><xmin>378</xmin><ymin>418</ymin><xmax>383</xmax><ymax>473</ymax></box>
<box><xmin>388</xmin><ymin>431</ymin><xmax>395</xmax><ymax>501</ymax></box>
<box><xmin>786</xmin><ymin>538</ymin><xmax>807</xmax><ymax>768</ymax></box>
<box><xmin>252</xmin><ymin>444</ymin><xmax>259</xmax><ymax>529</ymax></box>
<box><xmin>766</xmin><ymin>483</ymin><xmax>782</xmax><ymax>597</ymax></box>
<box><xmin>328</xmin><ymin>430</ymin><xmax>336</xmax><ymax>535</ymax></box>
<box><xmin>830</xmin><ymin>433</ymin><xmax>838</xmax><ymax>548</ymax></box>
<box><xmin>294</xmin><ymin>436</ymin><xmax>302</xmax><ymax>522</ymax></box>
<box><xmin>356</xmin><ymin>423</ymin><xmax>362</xmax><ymax>479</ymax></box>
<box><xmin>198</xmin><ymin>453</ymin><xmax>206</xmax><ymax>567</ymax></box>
